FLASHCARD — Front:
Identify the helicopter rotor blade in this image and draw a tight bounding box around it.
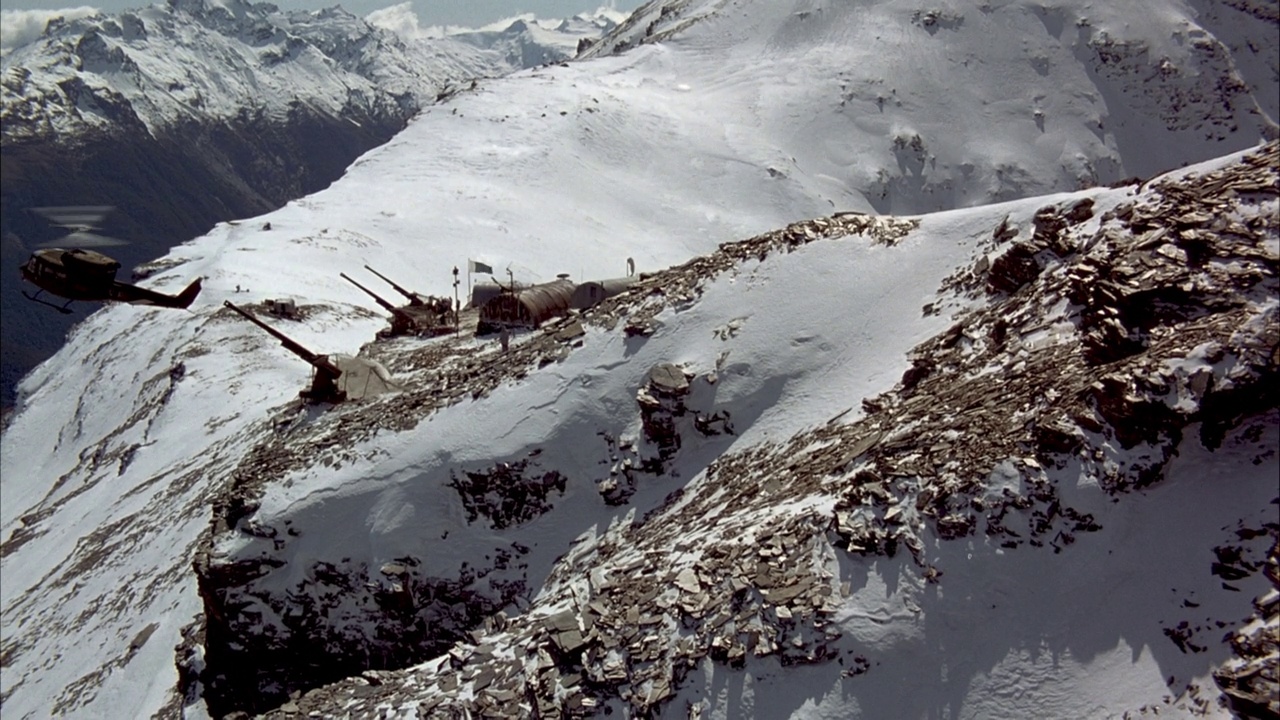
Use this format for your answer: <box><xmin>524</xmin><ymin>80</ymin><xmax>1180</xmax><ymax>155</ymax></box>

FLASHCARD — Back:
<box><xmin>30</xmin><ymin>205</ymin><xmax>116</xmax><ymax>230</ymax></box>
<box><xmin>35</xmin><ymin>230</ymin><xmax>129</xmax><ymax>249</ymax></box>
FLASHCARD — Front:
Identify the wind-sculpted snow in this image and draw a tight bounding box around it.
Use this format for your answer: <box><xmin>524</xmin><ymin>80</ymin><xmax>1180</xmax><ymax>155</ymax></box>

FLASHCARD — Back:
<box><xmin>584</xmin><ymin>0</ymin><xmax>1277</xmax><ymax>212</ymax></box>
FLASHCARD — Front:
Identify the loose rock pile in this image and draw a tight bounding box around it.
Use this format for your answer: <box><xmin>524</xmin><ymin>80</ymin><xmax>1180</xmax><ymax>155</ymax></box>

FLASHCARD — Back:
<box><xmin>259</xmin><ymin>512</ymin><xmax>846</xmax><ymax>719</ymax></box>
<box><xmin>1214</xmin><ymin>558</ymin><xmax>1279</xmax><ymax>718</ymax></box>
<box><xmin>593</xmin><ymin>213</ymin><xmax>919</xmax><ymax>336</ymax></box>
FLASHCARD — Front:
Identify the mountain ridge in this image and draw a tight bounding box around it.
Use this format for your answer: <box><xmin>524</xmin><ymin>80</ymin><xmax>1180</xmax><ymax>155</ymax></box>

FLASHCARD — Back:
<box><xmin>194</xmin><ymin>142</ymin><xmax>1279</xmax><ymax>718</ymax></box>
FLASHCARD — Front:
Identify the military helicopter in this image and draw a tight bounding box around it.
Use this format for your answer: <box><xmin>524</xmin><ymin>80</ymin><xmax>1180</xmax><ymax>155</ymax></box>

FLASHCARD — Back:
<box><xmin>18</xmin><ymin>206</ymin><xmax>202</xmax><ymax>314</ymax></box>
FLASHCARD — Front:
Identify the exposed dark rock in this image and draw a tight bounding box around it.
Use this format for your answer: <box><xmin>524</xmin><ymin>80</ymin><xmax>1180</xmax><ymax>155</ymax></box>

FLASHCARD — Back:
<box><xmin>985</xmin><ymin>242</ymin><xmax>1041</xmax><ymax>294</ymax></box>
<box><xmin>200</xmin><ymin>145</ymin><xmax>1278</xmax><ymax>720</ymax></box>
<box><xmin>197</xmin><ymin>553</ymin><xmax>526</xmax><ymax>717</ymax></box>
<box><xmin>638</xmin><ymin>363</ymin><xmax>692</xmax><ymax>461</ymax></box>
<box><xmin>448</xmin><ymin>457</ymin><xmax>567</xmax><ymax>530</ymax></box>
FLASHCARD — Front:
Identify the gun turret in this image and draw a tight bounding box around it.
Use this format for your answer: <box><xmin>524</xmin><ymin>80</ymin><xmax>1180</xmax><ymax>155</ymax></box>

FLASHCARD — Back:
<box><xmin>364</xmin><ymin>265</ymin><xmax>425</xmax><ymax>306</ymax></box>
<box><xmin>223</xmin><ymin>300</ymin><xmax>344</xmax><ymax>402</ymax></box>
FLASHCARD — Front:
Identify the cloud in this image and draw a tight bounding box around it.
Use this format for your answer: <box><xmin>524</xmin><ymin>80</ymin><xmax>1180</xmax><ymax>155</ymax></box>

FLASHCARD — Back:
<box><xmin>365</xmin><ymin>2</ymin><xmax>443</xmax><ymax>41</ymax></box>
<box><xmin>0</xmin><ymin>6</ymin><xmax>99</xmax><ymax>57</ymax></box>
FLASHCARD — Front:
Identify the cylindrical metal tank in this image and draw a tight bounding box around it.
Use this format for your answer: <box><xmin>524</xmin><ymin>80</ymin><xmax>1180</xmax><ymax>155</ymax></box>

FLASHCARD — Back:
<box><xmin>570</xmin><ymin>277</ymin><xmax>639</xmax><ymax>310</ymax></box>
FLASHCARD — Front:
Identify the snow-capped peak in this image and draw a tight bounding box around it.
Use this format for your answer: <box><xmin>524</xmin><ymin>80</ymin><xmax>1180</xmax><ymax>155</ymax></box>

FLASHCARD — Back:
<box><xmin>0</xmin><ymin>1</ymin><xmax>620</xmax><ymax>141</ymax></box>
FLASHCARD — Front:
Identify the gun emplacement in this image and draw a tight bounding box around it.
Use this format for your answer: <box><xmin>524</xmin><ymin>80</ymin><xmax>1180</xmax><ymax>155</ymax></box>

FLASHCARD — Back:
<box><xmin>223</xmin><ymin>300</ymin><xmax>345</xmax><ymax>402</ymax></box>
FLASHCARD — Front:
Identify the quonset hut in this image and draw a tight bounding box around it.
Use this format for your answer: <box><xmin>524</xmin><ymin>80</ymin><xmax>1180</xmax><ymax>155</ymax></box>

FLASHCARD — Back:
<box><xmin>478</xmin><ymin>279</ymin><xmax>575</xmax><ymax>334</ymax></box>
<box><xmin>570</xmin><ymin>277</ymin><xmax>638</xmax><ymax>310</ymax></box>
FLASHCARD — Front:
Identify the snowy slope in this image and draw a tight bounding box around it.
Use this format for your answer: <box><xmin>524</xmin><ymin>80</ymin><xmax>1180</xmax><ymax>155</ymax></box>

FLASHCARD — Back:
<box><xmin>0</xmin><ymin>1</ymin><xmax>1277</xmax><ymax>718</ymax></box>
<box><xmin>582</xmin><ymin>0</ymin><xmax>1279</xmax><ymax>212</ymax></box>
<box><xmin>0</xmin><ymin>0</ymin><xmax>610</xmax><ymax>141</ymax></box>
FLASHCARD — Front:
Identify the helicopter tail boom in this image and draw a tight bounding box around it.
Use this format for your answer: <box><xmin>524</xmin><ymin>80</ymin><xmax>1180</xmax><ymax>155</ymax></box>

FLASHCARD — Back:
<box><xmin>174</xmin><ymin>277</ymin><xmax>203</xmax><ymax>308</ymax></box>
<box><xmin>110</xmin><ymin>277</ymin><xmax>202</xmax><ymax>308</ymax></box>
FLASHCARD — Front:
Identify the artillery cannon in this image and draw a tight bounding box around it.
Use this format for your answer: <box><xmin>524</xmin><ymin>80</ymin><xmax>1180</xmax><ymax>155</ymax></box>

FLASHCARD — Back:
<box><xmin>341</xmin><ymin>272</ymin><xmax>421</xmax><ymax>337</ymax></box>
<box><xmin>364</xmin><ymin>265</ymin><xmax>429</xmax><ymax>307</ymax></box>
<box><xmin>342</xmin><ymin>270</ymin><xmax>455</xmax><ymax>338</ymax></box>
<box><xmin>365</xmin><ymin>265</ymin><xmax>455</xmax><ymax>323</ymax></box>
<box><xmin>223</xmin><ymin>300</ymin><xmax>345</xmax><ymax>403</ymax></box>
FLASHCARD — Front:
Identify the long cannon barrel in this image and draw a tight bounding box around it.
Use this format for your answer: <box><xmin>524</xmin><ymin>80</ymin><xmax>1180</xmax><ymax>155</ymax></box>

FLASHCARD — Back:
<box><xmin>364</xmin><ymin>265</ymin><xmax>423</xmax><ymax>306</ymax></box>
<box><xmin>341</xmin><ymin>272</ymin><xmax>399</xmax><ymax>313</ymax></box>
<box><xmin>223</xmin><ymin>300</ymin><xmax>339</xmax><ymax>375</ymax></box>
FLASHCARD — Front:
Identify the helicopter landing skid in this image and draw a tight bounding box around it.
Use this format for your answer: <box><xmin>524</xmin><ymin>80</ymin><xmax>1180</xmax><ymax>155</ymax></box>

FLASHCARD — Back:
<box><xmin>22</xmin><ymin>290</ymin><xmax>74</xmax><ymax>314</ymax></box>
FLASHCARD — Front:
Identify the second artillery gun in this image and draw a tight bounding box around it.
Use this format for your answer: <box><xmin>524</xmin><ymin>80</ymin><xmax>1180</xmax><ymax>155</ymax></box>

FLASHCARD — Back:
<box><xmin>342</xmin><ymin>266</ymin><xmax>455</xmax><ymax>338</ymax></box>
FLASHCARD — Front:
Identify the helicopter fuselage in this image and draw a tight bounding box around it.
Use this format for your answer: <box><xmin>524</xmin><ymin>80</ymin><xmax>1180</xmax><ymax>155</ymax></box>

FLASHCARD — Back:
<box><xmin>20</xmin><ymin>248</ymin><xmax>120</xmax><ymax>301</ymax></box>
<box><xmin>19</xmin><ymin>247</ymin><xmax>202</xmax><ymax>311</ymax></box>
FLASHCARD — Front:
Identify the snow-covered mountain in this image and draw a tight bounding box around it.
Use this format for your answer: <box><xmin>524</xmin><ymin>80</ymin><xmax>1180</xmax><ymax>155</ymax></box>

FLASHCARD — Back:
<box><xmin>0</xmin><ymin>0</ymin><xmax>610</xmax><ymax>140</ymax></box>
<box><xmin>1</xmin><ymin>1</ymin><xmax>1277</xmax><ymax>719</ymax></box>
<box><xmin>443</xmin><ymin>11</ymin><xmax>627</xmax><ymax>70</ymax></box>
<box><xmin>582</xmin><ymin>0</ymin><xmax>1278</xmax><ymax>212</ymax></box>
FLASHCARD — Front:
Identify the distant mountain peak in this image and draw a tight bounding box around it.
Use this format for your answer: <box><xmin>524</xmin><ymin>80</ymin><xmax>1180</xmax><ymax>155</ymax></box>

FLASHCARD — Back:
<box><xmin>1</xmin><ymin>2</ymin><xmax>620</xmax><ymax>142</ymax></box>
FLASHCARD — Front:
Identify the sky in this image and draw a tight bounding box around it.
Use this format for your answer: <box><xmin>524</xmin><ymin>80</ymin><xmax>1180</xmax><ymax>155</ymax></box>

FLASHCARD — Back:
<box><xmin>0</xmin><ymin>0</ymin><xmax>643</xmax><ymax>47</ymax></box>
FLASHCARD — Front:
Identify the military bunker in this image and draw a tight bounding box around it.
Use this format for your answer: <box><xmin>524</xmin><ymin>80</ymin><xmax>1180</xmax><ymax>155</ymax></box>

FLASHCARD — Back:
<box><xmin>477</xmin><ymin>278</ymin><xmax>575</xmax><ymax>334</ymax></box>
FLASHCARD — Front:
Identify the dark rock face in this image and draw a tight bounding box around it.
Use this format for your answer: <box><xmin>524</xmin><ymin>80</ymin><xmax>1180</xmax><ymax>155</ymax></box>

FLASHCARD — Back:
<box><xmin>195</xmin><ymin>552</ymin><xmax>526</xmax><ymax>718</ymax></box>
<box><xmin>636</xmin><ymin>362</ymin><xmax>691</xmax><ymax>460</ymax></box>
<box><xmin>449</xmin><ymin>456</ymin><xmax>567</xmax><ymax>529</ymax></box>
<box><xmin>1214</xmin><ymin>543</ymin><xmax>1280</xmax><ymax>719</ymax></box>
<box><xmin>0</xmin><ymin>104</ymin><xmax>410</xmax><ymax>409</ymax></box>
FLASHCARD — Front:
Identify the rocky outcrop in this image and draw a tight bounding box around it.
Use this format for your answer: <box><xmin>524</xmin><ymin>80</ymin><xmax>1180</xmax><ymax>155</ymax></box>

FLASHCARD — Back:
<box><xmin>1214</xmin><ymin>540</ymin><xmax>1280</xmax><ymax>719</ymax></box>
<box><xmin>636</xmin><ymin>363</ymin><xmax>692</xmax><ymax>460</ymax></box>
<box><xmin>187</xmin><ymin>211</ymin><xmax>920</xmax><ymax>716</ymax></box>
<box><xmin>183</xmin><ymin>144</ymin><xmax>1280</xmax><ymax>719</ymax></box>
<box><xmin>195</xmin><ymin>549</ymin><xmax>528</xmax><ymax>717</ymax></box>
